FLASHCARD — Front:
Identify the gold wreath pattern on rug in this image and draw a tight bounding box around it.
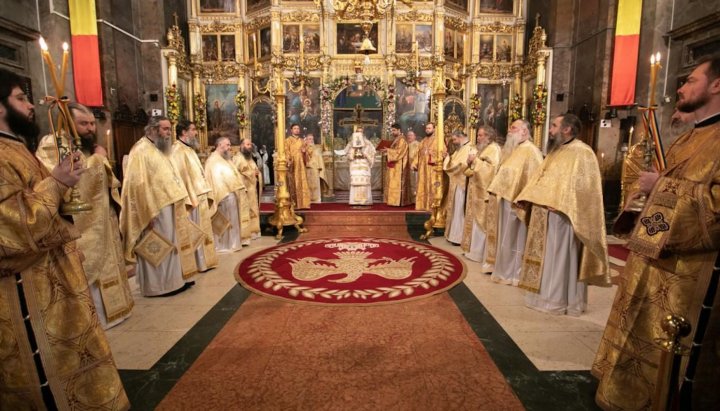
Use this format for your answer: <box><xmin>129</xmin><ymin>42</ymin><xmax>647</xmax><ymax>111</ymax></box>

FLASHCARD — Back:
<box><xmin>236</xmin><ymin>237</ymin><xmax>466</xmax><ymax>305</ymax></box>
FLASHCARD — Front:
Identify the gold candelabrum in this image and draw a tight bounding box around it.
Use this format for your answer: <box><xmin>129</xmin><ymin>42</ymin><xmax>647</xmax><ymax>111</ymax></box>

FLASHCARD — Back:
<box><xmin>38</xmin><ymin>37</ymin><xmax>92</xmax><ymax>215</ymax></box>
<box><xmin>250</xmin><ymin>54</ymin><xmax>307</xmax><ymax>238</ymax></box>
<box><xmin>626</xmin><ymin>127</ymin><xmax>657</xmax><ymax>213</ymax></box>
<box><xmin>420</xmin><ymin>57</ymin><xmax>448</xmax><ymax>240</ymax></box>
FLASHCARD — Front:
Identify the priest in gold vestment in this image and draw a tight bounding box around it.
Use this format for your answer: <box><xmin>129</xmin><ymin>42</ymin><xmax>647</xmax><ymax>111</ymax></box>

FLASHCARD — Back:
<box><xmin>443</xmin><ymin>130</ymin><xmax>473</xmax><ymax>244</ymax></box>
<box><xmin>171</xmin><ymin>120</ymin><xmax>218</xmax><ymax>272</ymax></box>
<box><xmin>304</xmin><ymin>133</ymin><xmax>327</xmax><ymax>203</ymax></box>
<box><xmin>407</xmin><ymin>130</ymin><xmax>420</xmax><ymax>198</ymax></box>
<box><xmin>414</xmin><ymin>122</ymin><xmax>441</xmax><ymax>211</ymax></box>
<box><xmin>593</xmin><ymin>56</ymin><xmax>720</xmax><ymax>411</ymax></box>
<box><xmin>515</xmin><ymin>114</ymin><xmax>610</xmax><ymax>316</ymax></box>
<box><xmin>461</xmin><ymin>126</ymin><xmax>501</xmax><ymax>265</ymax></box>
<box><xmin>36</xmin><ymin>103</ymin><xmax>134</xmax><ymax>328</ymax></box>
<box><xmin>486</xmin><ymin>119</ymin><xmax>543</xmax><ymax>282</ymax></box>
<box><xmin>382</xmin><ymin>123</ymin><xmax>413</xmax><ymax>206</ymax></box>
<box><xmin>0</xmin><ymin>69</ymin><xmax>129</xmax><ymax>410</ymax></box>
<box><xmin>121</xmin><ymin>116</ymin><xmax>196</xmax><ymax>297</ymax></box>
<box><xmin>286</xmin><ymin>124</ymin><xmax>312</xmax><ymax>209</ymax></box>
<box><xmin>233</xmin><ymin>138</ymin><xmax>262</xmax><ymax>240</ymax></box>
<box><xmin>206</xmin><ymin>137</ymin><xmax>249</xmax><ymax>251</ymax></box>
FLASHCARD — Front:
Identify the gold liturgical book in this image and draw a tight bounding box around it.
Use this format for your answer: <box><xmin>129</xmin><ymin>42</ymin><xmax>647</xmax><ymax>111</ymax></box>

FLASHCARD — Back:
<box><xmin>211</xmin><ymin>211</ymin><xmax>231</xmax><ymax>236</ymax></box>
<box><xmin>134</xmin><ymin>229</ymin><xmax>175</xmax><ymax>267</ymax></box>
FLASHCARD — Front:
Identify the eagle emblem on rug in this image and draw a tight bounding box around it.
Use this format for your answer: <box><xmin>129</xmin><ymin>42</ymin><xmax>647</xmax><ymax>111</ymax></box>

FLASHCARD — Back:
<box><xmin>289</xmin><ymin>251</ymin><xmax>416</xmax><ymax>283</ymax></box>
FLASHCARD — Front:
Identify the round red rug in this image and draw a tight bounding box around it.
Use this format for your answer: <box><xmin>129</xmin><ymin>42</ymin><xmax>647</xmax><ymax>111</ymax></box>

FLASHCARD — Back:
<box><xmin>236</xmin><ymin>237</ymin><xmax>466</xmax><ymax>305</ymax></box>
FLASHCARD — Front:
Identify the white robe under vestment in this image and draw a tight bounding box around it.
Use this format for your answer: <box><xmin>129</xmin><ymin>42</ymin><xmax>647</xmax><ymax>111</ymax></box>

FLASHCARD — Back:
<box><xmin>524</xmin><ymin>210</ymin><xmax>587</xmax><ymax>315</ymax></box>
<box><xmin>345</xmin><ymin>133</ymin><xmax>376</xmax><ymax>205</ymax></box>
<box><xmin>136</xmin><ymin>205</ymin><xmax>185</xmax><ymax>296</ymax></box>
<box><xmin>491</xmin><ymin>199</ymin><xmax>527</xmax><ymax>285</ymax></box>
<box><xmin>214</xmin><ymin>193</ymin><xmax>242</xmax><ymax>252</ymax></box>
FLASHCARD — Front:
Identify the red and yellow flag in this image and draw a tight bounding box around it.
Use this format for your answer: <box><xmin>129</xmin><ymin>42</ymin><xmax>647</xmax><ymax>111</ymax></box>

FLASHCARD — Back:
<box><xmin>68</xmin><ymin>0</ymin><xmax>103</xmax><ymax>106</ymax></box>
<box><xmin>610</xmin><ymin>0</ymin><xmax>643</xmax><ymax>106</ymax></box>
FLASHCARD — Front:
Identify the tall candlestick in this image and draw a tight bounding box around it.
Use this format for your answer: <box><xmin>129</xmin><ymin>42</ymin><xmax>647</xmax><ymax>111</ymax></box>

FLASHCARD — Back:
<box><xmin>39</xmin><ymin>37</ymin><xmax>62</xmax><ymax>97</ymax></box>
<box><xmin>253</xmin><ymin>33</ymin><xmax>259</xmax><ymax>70</ymax></box>
<box><xmin>648</xmin><ymin>52</ymin><xmax>661</xmax><ymax>107</ymax></box>
<box><xmin>463</xmin><ymin>34</ymin><xmax>467</xmax><ymax>66</ymax></box>
<box><xmin>59</xmin><ymin>42</ymin><xmax>69</xmax><ymax>97</ymax></box>
<box><xmin>300</xmin><ymin>31</ymin><xmax>304</xmax><ymax>70</ymax></box>
<box><xmin>414</xmin><ymin>41</ymin><xmax>419</xmax><ymax>72</ymax></box>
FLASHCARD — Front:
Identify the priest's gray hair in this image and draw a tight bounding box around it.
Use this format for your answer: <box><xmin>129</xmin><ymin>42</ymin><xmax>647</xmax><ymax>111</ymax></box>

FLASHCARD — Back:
<box><xmin>478</xmin><ymin>125</ymin><xmax>498</xmax><ymax>142</ymax></box>
<box><xmin>517</xmin><ymin>119</ymin><xmax>531</xmax><ymax>135</ymax></box>
<box><xmin>215</xmin><ymin>136</ymin><xmax>231</xmax><ymax>147</ymax></box>
<box><xmin>145</xmin><ymin>115</ymin><xmax>169</xmax><ymax>134</ymax></box>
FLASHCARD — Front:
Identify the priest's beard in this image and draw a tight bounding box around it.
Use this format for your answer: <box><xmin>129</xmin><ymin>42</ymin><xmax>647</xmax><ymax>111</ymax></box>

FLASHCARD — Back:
<box><xmin>241</xmin><ymin>147</ymin><xmax>253</xmax><ymax>160</ymax></box>
<box><xmin>425</xmin><ymin>130</ymin><xmax>434</xmax><ymax>138</ymax></box>
<box><xmin>501</xmin><ymin>131</ymin><xmax>522</xmax><ymax>161</ymax></box>
<box><xmin>80</xmin><ymin>132</ymin><xmax>96</xmax><ymax>154</ymax></box>
<box><xmin>185</xmin><ymin>136</ymin><xmax>200</xmax><ymax>149</ymax></box>
<box><xmin>475</xmin><ymin>140</ymin><xmax>489</xmax><ymax>154</ymax></box>
<box><xmin>154</xmin><ymin>137</ymin><xmax>170</xmax><ymax>153</ymax></box>
<box><xmin>546</xmin><ymin>133</ymin><xmax>561</xmax><ymax>154</ymax></box>
<box><xmin>222</xmin><ymin>151</ymin><xmax>232</xmax><ymax>160</ymax></box>
<box><xmin>677</xmin><ymin>89</ymin><xmax>710</xmax><ymax>113</ymax></box>
<box><xmin>6</xmin><ymin>103</ymin><xmax>40</xmax><ymax>151</ymax></box>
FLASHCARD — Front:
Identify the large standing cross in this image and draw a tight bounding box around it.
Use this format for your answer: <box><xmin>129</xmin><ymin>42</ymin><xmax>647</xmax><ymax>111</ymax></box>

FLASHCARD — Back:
<box><xmin>339</xmin><ymin>104</ymin><xmax>378</xmax><ymax>129</ymax></box>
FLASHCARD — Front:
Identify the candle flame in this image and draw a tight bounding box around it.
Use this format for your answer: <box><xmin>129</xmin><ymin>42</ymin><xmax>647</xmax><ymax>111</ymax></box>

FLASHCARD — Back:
<box><xmin>39</xmin><ymin>37</ymin><xmax>48</xmax><ymax>51</ymax></box>
<box><xmin>656</xmin><ymin>52</ymin><xmax>661</xmax><ymax>62</ymax></box>
<box><xmin>650</xmin><ymin>54</ymin><xmax>655</xmax><ymax>65</ymax></box>
<box><xmin>62</xmin><ymin>42</ymin><xmax>69</xmax><ymax>51</ymax></box>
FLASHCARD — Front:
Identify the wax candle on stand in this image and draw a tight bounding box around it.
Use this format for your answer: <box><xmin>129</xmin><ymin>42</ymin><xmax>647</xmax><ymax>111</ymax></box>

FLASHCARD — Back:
<box><xmin>648</xmin><ymin>52</ymin><xmax>661</xmax><ymax>107</ymax></box>
<box><xmin>59</xmin><ymin>42</ymin><xmax>69</xmax><ymax>97</ymax></box>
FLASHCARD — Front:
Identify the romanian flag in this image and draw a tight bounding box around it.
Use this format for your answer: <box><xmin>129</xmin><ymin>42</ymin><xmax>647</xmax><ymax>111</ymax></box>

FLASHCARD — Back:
<box><xmin>69</xmin><ymin>0</ymin><xmax>103</xmax><ymax>106</ymax></box>
<box><xmin>609</xmin><ymin>0</ymin><xmax>643</xmax><ymax>106</ymax></box>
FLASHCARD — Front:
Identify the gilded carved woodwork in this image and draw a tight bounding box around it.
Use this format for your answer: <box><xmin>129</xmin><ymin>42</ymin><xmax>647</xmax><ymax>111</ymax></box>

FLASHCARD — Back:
<box><xmin>474</xmin><ymin>20</ymin><xmax>515</xmax><ymax>33</ymax></box>
<box><xmin>524</xmin><ymin>23</ymin><xmax>548</xmax><ymax>77</ymax></box>
<box><xmin>444</xmin><ymin>16</ymin><xmax>469</xmax><ymax>32</ymax></box>
<box><xmin>246</xmin><ymin>16</ymin><xmax>271</xmax><ymax>32</ymax></box>
<box><xmin>396</xmin><ymin>10</ymin><xmax>433</xmax><ymax>22</ymax></box>
<box><xmin>201</xmin><ymin>62</ymin><xmax>242</xmax><ymax>81</ymax></box>
<box><xmin>281</xmin><ymin>11</ymin><xmax>321</xmax><ymax>23</ymax></box>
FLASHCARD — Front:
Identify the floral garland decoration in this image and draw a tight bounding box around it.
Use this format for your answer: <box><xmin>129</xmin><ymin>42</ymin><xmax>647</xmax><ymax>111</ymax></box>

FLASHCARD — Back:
<box><xmin>509</xmin><ymin>93</ymin><xmax>522</xmax><ymax>122</ymax></box>
<box><xmin>531</xmin><ymin>85</ymin><xmax>548</xmax><ymax>126</ymax></box>
<box><xmin>384</xmin><ymin>84</ymin><xmax>396</xmax><ymax>134</ymax></box>
<box><xmin>165</xmin><ymin>84</ymin><xmax>181</xmax><ymax>123</ymax></box>
<box><xmin>193</xmin><ymin>93</ymin><xmax>206</xmax><ymax>129</ymax></box>
<box><xmin>235</xmin><ymin>90</ymin><xmax>247</xmax><ymax>129</ymax></box>
<box><xmin>468</xmin><ymin>93</ymin><xmax>481</xmax><ymax>129</ymax></box>
<box><xmin>319</xmin><ymin>76</ymin><xmax>388</xmax><ymax>137</ymax></box>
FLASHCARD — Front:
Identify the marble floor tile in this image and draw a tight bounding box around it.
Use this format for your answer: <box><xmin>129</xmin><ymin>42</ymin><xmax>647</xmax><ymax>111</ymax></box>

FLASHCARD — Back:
<box><xmin>509</xmin><ymin>331</ymin><xmax>598</xmax><ymax>371</ymax></box>
<box><xmin>106</xmin><ymin>330</ymin><xmax>187</xmax><ymax>370</ymax></box>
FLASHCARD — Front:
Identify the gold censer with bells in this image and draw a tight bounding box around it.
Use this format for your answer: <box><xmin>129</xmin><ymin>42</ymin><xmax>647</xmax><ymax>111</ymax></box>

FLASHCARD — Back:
<box><xmin>39</xmin><ymin>37</ymin><xmax>92</xmax><ymax>215</ymax></box>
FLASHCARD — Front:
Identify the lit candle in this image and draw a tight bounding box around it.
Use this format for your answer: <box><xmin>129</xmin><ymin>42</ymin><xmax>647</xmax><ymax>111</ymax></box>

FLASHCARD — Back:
<box><xmin>648</xmin><ymin>52</ymin><xmax>661</xmax><ymax>107</ymax></box>
<box><xmin>59</xmin><ymin>42</ymin><xmax>69</xmax><ymax>97</ymax></box>
<box><xmin>39</xmin><ymin>37</ymin><xmax>62</xmax><ymax>97</ymax></box>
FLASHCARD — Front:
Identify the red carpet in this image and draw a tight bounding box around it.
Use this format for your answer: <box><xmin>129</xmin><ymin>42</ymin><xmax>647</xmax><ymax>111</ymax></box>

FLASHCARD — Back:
<box><xmin>236</xmin><ymin>237</ymin><xmax>466</xmax><ymax>305</ymax></box>
<box><xmin>156</xmin><ymin>293</ymin><xmax>524</xmax><ymax>411</ymax></box>
<box><xmin>608</xmin><ymin>244</ymin><xmax>630</xmax><ymax>262</ymax></box>
<box><xmin>260</xmin><ymin>201</ymin><xmax>426</xmax><ymax>213</ymax></box>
